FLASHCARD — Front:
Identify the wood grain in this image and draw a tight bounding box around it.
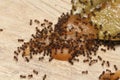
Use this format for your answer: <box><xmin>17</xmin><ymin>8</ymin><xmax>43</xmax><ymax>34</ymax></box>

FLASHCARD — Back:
<box><xmin>0</xmin><ymin>0</ymin><xmax>120</xmax><ymax>80</ymax></box>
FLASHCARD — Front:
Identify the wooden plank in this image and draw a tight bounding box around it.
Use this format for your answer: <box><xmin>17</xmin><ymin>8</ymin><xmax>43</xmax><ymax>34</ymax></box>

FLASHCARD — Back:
<box><xmin>0</xmin><ymin>0</ymin><xmax>119</xmax><ymax>80</ymax></box>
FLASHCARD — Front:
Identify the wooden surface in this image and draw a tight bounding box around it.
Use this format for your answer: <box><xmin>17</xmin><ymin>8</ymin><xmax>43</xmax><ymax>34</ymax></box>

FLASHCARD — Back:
<box><xmin>0</xmin><ymin>0</ymin><xmax>120</xmax><ymax>80</ymax></box>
